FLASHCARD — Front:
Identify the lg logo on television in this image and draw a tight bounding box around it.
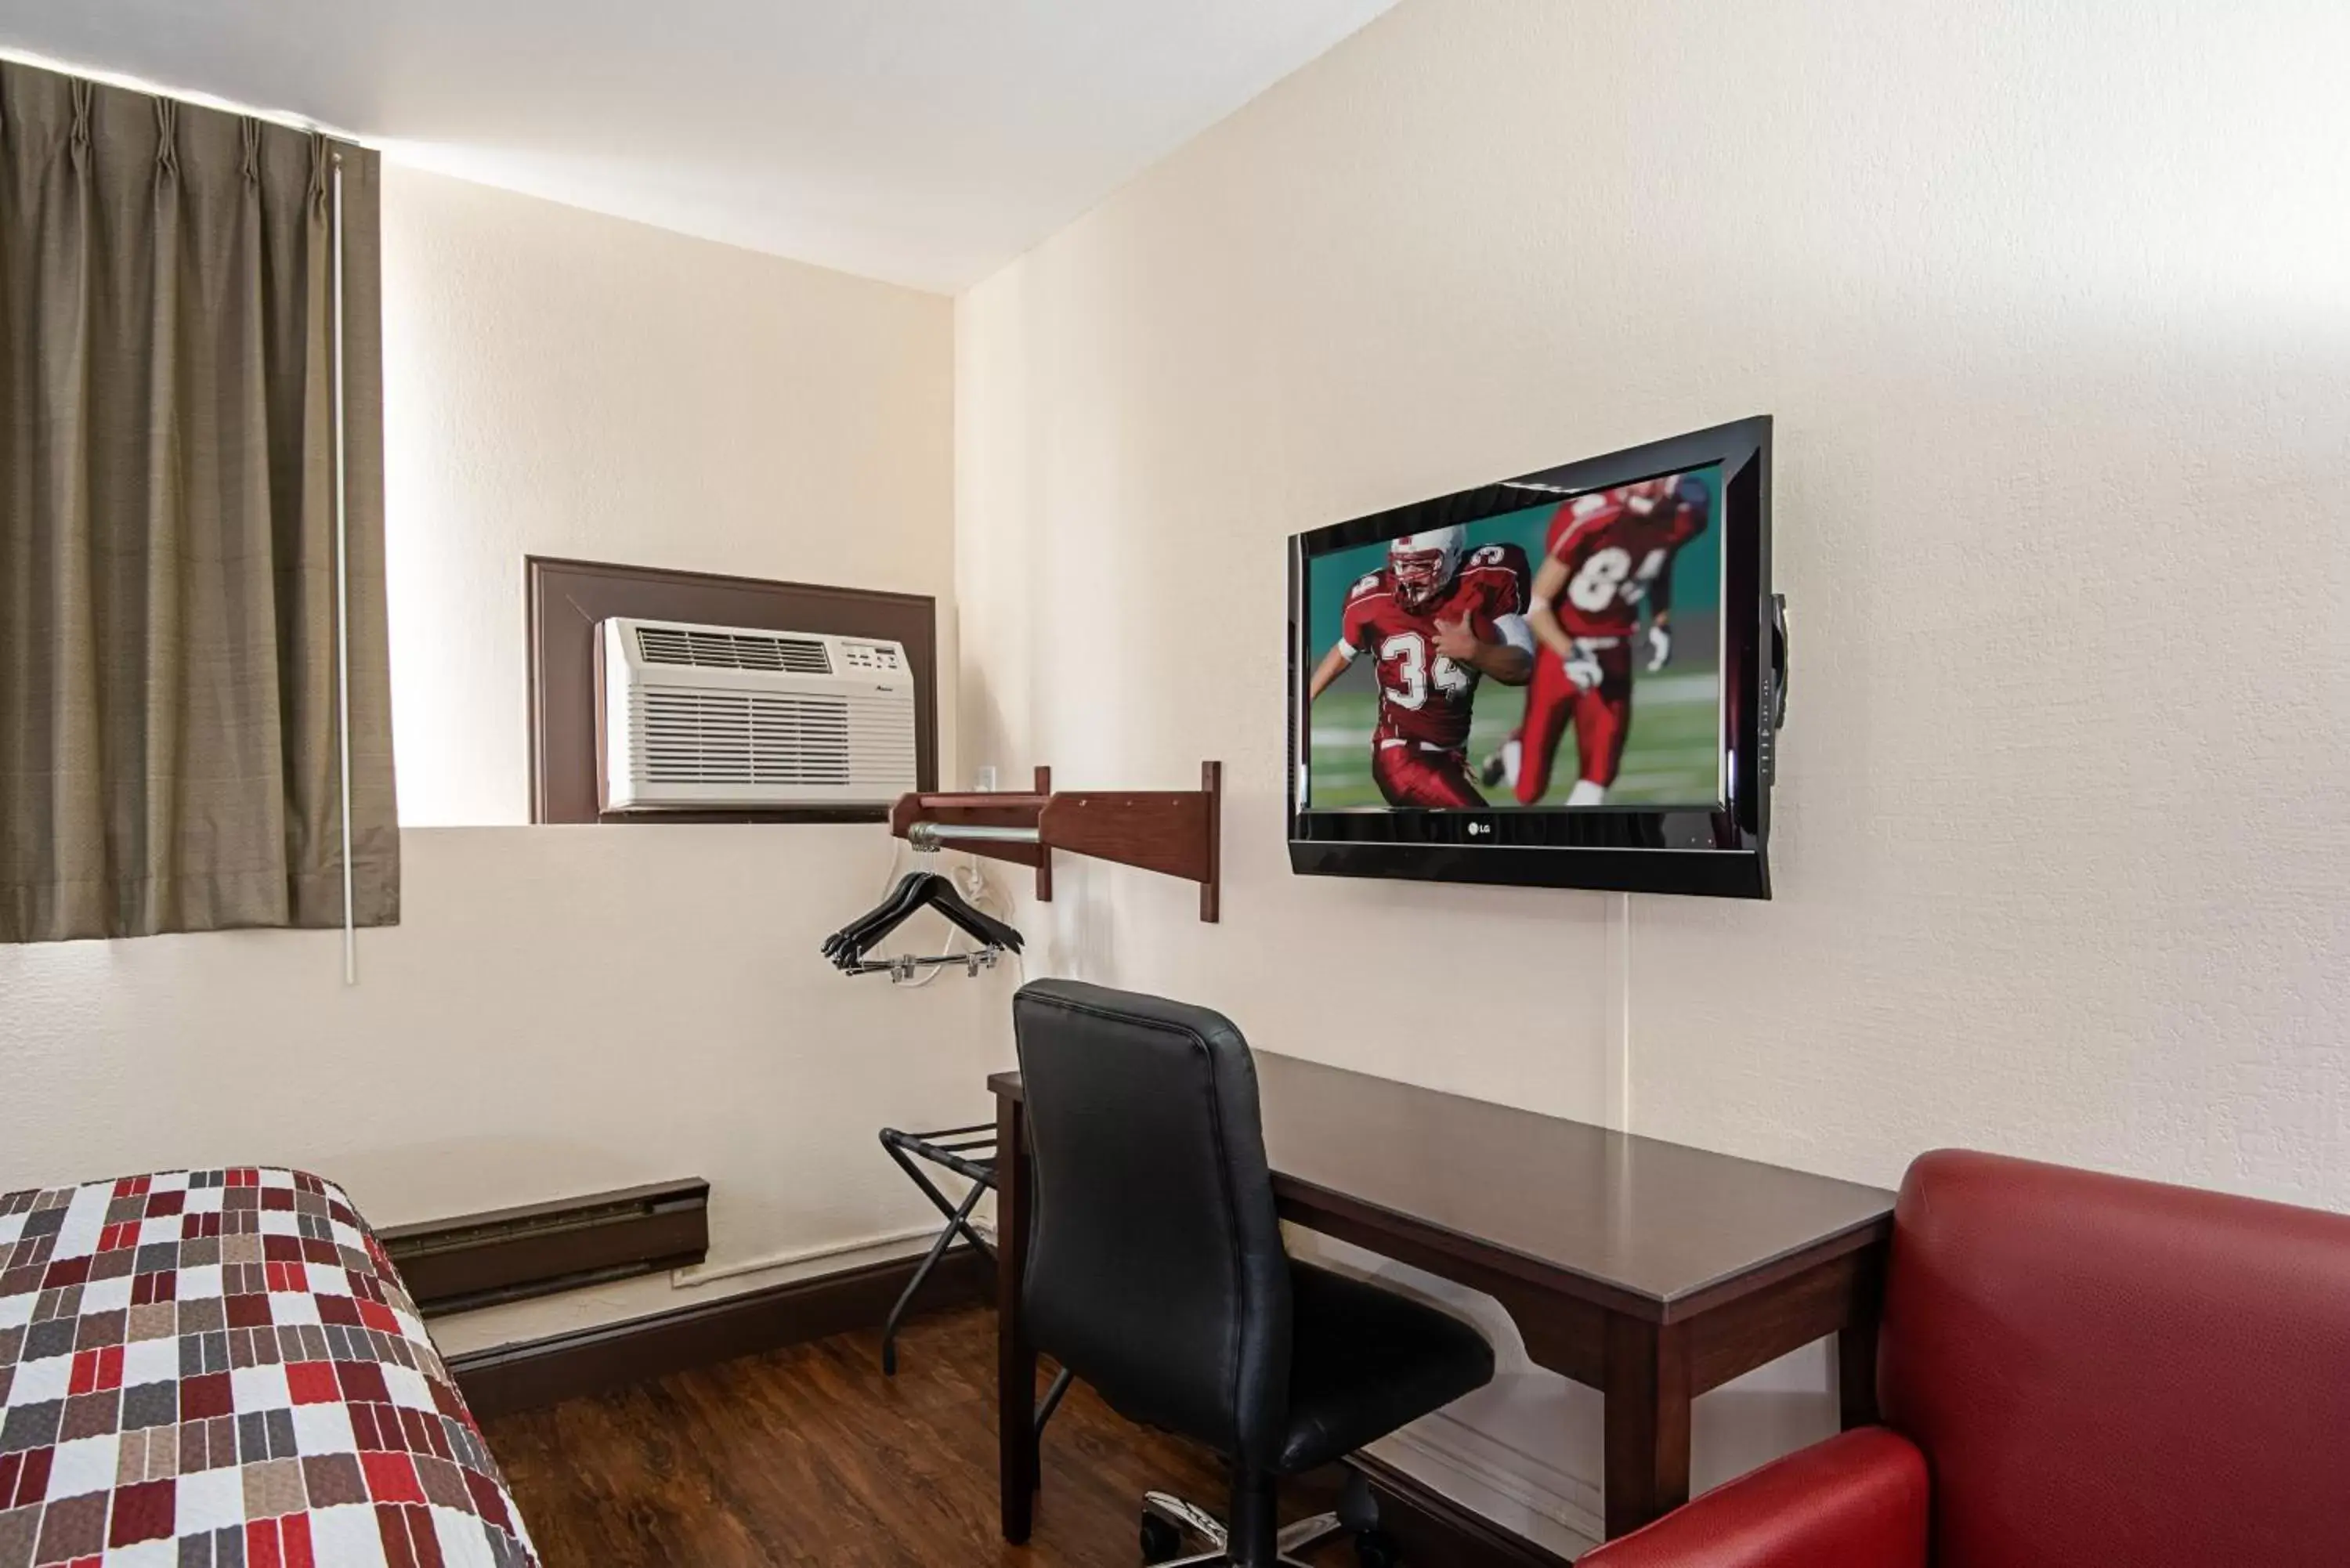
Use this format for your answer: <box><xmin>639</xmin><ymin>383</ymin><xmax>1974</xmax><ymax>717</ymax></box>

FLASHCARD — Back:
<box><xmin>1467</xmin><ymin>821</ymin><xmax>1491</xmax><ymax>837</ymax></box>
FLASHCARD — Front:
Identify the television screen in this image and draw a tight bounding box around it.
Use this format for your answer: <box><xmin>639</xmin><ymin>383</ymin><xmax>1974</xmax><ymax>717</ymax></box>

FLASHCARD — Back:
<box><xmin>1287</xmin><ymin>417</ymin><xmax>1779</xmax><ymax>899</ymax></box>
<box><xmin>1301</xmin><ymin>464</ymin><xmax>1723</xmax><ymax>813</ymax></box>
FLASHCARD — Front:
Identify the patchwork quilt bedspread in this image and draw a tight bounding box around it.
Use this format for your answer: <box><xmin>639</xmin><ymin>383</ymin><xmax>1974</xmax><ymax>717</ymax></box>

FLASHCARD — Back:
<box><xmin>0</xmin><ymin>1169</ymin><xmax>537</xmax><ymax>1568</ymax></box>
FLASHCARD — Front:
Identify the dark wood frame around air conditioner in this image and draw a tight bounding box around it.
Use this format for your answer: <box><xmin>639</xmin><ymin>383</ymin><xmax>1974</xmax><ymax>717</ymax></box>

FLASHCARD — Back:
<box><xmin>526</xmin><ymin>555</ymin><xmax>940</xmax><ymax>824</ymax></box>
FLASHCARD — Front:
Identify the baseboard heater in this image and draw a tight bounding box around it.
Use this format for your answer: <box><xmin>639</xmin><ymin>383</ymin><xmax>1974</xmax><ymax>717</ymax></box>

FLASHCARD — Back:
<box><xmin>377</xmin><ymin>1177</ymin><xmax>710</xmax><ymax>1317</ymax></box>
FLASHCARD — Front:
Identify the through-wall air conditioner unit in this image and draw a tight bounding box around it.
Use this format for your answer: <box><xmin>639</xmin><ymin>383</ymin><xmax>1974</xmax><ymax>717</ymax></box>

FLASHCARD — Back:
<box><xmin>598</xmin><ymin>617</ymin><xmax>917</xmax><ymax>811</ymax></box>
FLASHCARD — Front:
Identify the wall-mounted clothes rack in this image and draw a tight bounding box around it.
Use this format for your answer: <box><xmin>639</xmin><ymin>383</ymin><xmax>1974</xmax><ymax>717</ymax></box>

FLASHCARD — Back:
<box><xmin>891</xmin><ymin>761</ymin><xmax>1224</xmax><ymax>923</ymax></box>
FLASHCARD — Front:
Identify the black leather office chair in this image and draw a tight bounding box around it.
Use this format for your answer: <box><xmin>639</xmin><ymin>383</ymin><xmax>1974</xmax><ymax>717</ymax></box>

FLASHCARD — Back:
<box><xmin>1013</xmin><ymin>980</ymin><xmax>1495</xmax><ymax>1567</ymax></box>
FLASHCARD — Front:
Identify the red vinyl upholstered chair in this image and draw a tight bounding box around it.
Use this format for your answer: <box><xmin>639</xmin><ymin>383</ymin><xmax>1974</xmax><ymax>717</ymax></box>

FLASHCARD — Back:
<box><xmin>1580</xmin><ymin>1148</ymin><xmax>2350</xmax><ymax>1568</ymax></box>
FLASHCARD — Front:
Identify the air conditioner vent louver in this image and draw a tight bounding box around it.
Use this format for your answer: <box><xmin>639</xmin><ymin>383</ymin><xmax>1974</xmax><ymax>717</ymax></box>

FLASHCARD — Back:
<box><xmin>600</xmin><ymin>617</ymin><xmax>916</xmax><ymax>811</ymax></box>
<box><xmin>636</xmin><ymin>626</ymin><xmax>832</xmax><ymax>674</ymax></box>
<box><xmin>639</xmin><ymin>691</ymin><xmax>854</xmax><ymax>786</ymax></box>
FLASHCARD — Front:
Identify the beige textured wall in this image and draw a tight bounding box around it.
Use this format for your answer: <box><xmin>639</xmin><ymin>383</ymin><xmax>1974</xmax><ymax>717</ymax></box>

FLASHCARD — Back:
<box><xmin>381</xmin><ymin>165</ymin><xmax>956</xmax><ymax>827</ymax></box>
<box><xmin>0</xmin><ymin>166</ymin><xmax>996</xmax><ymax>1353</ymax></box>
<box><xmin>956</xmin><ymin>0</ymin><xmax>2349</xmax><ymax>1546</ymax></box>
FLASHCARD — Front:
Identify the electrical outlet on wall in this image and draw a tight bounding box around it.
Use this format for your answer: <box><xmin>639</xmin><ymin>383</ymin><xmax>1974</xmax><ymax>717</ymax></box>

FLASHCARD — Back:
<box><xmin>974</xmin><ymin>765</ymin><xmax>997</xmax><ymax>792</ymax></box>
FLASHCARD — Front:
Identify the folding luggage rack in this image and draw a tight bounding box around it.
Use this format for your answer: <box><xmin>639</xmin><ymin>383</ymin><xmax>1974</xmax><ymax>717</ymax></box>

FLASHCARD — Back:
<box><xmin>879</xmin><ymin>1121</ymin><xmax>1072</xmax><ymax>1432</ymax></box>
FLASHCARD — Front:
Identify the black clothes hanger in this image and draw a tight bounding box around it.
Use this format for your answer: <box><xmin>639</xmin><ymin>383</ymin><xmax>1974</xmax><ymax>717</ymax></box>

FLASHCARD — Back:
<box><xmin>824</xmin><ymin>875</ymin><xmax>1024</xmax><ymax>974</ymax></box>
<box><xmin>825</xmin><ymin>872</ymin><xmax>1025</xmax><ymax>974</ymax></box>
<box><xmin>822</xmin><ymin>872</ymin><xmax>932</xmax><ymax>962</ymax></box>
<box><xmin>925</xmin><ymin>880</ymin><xmax>1024</xmax><ymax>952</ymax></box>
<box><xmin>824</xmin><ymin>871</ymin><xmax>1018</xmax><ymax>963</ymax></box>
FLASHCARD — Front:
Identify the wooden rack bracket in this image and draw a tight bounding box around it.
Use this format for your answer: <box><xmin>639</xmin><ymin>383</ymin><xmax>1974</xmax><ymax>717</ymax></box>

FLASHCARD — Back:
<box><xmin>1032</xmin><ymin>766</ymin><xmax>1052</xmax><ymax>903</ymax></box>
<box><xmin>891</xmin><ymin>760</ymin><xmax>1222</xmax><ymax>923</ymax></box>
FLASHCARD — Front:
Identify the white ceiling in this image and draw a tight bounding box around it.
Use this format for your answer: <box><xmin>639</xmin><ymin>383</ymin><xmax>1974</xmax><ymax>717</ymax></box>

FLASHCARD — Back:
<box><xmin>0</xmin><ymin>0</ymin><xmax>1397</xmax><ymax>291</ymax></box>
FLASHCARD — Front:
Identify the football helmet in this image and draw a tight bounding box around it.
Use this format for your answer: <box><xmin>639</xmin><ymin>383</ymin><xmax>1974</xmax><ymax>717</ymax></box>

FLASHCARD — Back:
<box><xmin>1621</xmin><ymin>475</ymin><xmax>1681</xmax><ymax>515</ymax></box>
<box><xmin>1388</xmin><ymin>526</ymin><xmax>1466</xmax><ymax>611</ymax></box>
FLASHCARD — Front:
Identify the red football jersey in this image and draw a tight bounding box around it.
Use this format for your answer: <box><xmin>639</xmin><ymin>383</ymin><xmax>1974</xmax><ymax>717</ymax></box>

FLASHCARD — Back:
<box><xmin>1542</xmin><ymin>479</ymin><xmax>1708</xmax><ymax>640</ymax></box>
<box><xmin>1340</xmin><ymin>543</ymin><xmax>1531</xmax><ymax>749</ymax></box>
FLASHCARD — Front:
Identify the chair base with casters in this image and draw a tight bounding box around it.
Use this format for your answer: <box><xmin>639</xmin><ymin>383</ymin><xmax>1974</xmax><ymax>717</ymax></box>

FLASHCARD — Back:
<box><xmin>1106</xmin><ymin>1261</ymin><xmax>1485</xmax><ymax>1567</ymax></box>
<box><xmin>1139</xmin><ymin>1465</ymin><xmax>1397</xmax><ymax>1568</ymax></box>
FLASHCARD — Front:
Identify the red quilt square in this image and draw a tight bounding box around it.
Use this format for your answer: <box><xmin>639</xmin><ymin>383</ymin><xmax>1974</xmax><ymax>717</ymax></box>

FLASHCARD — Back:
<box><xmin>248</xmin><ymin>1512</ymin><xmax>316</xmax><ymax>1568</ymax></box>
<box><xmin>67</xmin><ymin>1346</ymin><xmax>123</xmax><ymax>1395</ymax></box>
<box><xmin>358</xmin><ymin>1299</ymin><xmax>401</xmax><ymax>1335</ymax></box>
<box><xmin>427</xmin><ymin>1378</ymin><xmax>467</xmax><ymax>1424</ymax></box>
<box><xmin>225</xmin><ymin>1293</ymin><xmax>273</xmax><ymax>1329</ymax></box>
<box><xmin>287</xmin><ymin>1361</ymin><xmax>342</xmax><ymax>1405</ymax></box>
<box><xmin>260</xmin><ymin>1189</ymin><xmax>295</xmax><ymax>1212</ymax></box>
<box><xmin>404</xmin><ymin>1406</ymin><xmax>450</xmax><ymax>1461</ymax></box>
<box><xmin>114</xmin><ymin>1176</ymin><xmax>152</xmax><ymax>1198</ymax></box>
<box><xmin>266</xmin><ymin>1261</ymin><xmax>309</xmax><ymax>1295</ymax></box>
<box><xmin>0</xmin><ymin>1445</ymin><xmax>52</xmax><ymax>1508</ymax></box>
<box><xmin>143</xmin><ymin>1190</ymin><xmax>185</xmax><ymax>1217</ymax></box>
<box><xmin>361</xmin><ymin>1451</ymin><xmax>425</xmax><ymax>1505</ymax></box>
<box><xmin>108</xmin><ymin>1477</ymin><xmax>175</xmax><ymax>1545</ymax></box>
<box><xmin>181</xmin><ymin>1371</ymin><xmax>233</xmax><ymax>1421</ymax></box>
<box><xmin>262</xmin><ymin>1234</ymin><xmax>302</xmax><ymax>1263</ymax></box>
<box><xmin>317</xmin><ymin>1296</ymin><xmax>362</xmax><ymax>1328</ymax></box>
<box><xmin>132</xmin><ymin>1270</ymin><xmax>175</xmax><ymax>1306</ymax></box>
<box><xmin>301</xmin><ymin>1238</ymin><xmax>341</xmax><ymax>1267</ymax></box>
<box><xmin>374</xmin><ymin>1505</ymin><xmax>416</xmax><ymax>1568</ymax></box>
<box><xmin>376</xmin><ymin>1501</ymin><xmax>446</xmax><ymax>1568</ymax></box>
<box><xmin>407</xmin><ymin>1505</ymin><xmax>447</xmax><ymax>1568</ymax></box>
<box><xmin>463</xmin><ymin>1466</ymin><xmax>512</xmax><ymax>1530</ymax></box>
<box><xmin>337</xmin><ymin>1360</ymin><xmax>389</xmax><ymax>1404</ymax></box>
<box><xmin>40</xmin><ymin>1255</ymin><xmax>91</xmax><ymax>1289</ymax></box>
<box><xmin>96</xmin><ymin>1222</ymin><xmax>138</xmax><ymax>1253</ymax></box>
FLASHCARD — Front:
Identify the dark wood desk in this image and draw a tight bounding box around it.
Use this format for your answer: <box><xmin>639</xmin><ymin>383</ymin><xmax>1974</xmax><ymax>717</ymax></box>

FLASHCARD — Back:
<box><xmin>990</xmin><ymin>1053</ymin><xmax>1894</xmax><ymax>1546</ymax></box>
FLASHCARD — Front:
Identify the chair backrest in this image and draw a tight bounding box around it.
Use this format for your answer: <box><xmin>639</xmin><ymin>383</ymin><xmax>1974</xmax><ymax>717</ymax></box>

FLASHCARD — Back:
<box><xmin>1879</xmin><ymin>1149</ymin><xmax>2350</xmax><ymax>1568</ymax></box>
<box><xmin>1011</xmin><ymin>980</ymin><xmax>1292</xmax><ymax>1467</ymax></box>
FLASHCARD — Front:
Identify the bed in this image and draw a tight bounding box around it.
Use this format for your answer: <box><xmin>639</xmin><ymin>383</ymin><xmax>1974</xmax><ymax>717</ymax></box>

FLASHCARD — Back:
<box><xmin>0</xmin><ymin>1168</ymin><xmax>538</xmax><ymax>1568</ymax></box>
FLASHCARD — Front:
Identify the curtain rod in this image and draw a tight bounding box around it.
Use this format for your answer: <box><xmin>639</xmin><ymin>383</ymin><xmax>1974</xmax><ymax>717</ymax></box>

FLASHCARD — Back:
<box><xmin>0</xmin><ymin>45</ymin><xmax>372</xmax><ymax>146</ymax></box>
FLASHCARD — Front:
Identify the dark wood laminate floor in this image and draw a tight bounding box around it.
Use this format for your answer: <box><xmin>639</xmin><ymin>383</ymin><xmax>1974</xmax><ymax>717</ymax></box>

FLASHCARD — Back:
<box><xmin>483</xmin><ymin>1303</ymin><xmax>1347</xmax><ymax>1567</ymax></box>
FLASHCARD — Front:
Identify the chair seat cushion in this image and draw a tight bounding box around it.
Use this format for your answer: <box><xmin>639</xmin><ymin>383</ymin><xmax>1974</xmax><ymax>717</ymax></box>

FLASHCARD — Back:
<box><xmin>1276</xmin><ymin>1261</ymin><xmax>1495</xmax><ymax>1473</ymax></box>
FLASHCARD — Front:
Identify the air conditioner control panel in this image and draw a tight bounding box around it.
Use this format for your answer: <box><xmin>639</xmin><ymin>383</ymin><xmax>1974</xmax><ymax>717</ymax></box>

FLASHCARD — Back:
<box><xmin>840</xmin><ymin>640</ymin><xmax>904</xmax><ymax>674</ymax></box>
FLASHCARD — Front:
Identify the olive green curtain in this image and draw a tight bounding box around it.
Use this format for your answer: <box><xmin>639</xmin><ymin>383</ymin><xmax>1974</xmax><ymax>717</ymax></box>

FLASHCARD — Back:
<box><xmin>0</xmin><ymin>60</ymin><xmax>397</xmax><ymax>942</ymax></box>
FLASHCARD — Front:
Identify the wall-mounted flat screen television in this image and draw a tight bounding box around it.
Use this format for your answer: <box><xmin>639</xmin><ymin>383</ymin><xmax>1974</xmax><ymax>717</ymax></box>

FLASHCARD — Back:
<box><xmin>1287</xmin><ymin>417</ymin><xmax>1784</xmax><ymax>898</ymax></box>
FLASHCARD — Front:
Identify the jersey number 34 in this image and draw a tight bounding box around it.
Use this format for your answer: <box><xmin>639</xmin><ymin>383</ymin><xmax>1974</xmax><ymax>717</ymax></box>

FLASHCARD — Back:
<box><xmin>1377</xmin><ymin>631</ymin><xmax>1468</xmax><ymax>710</ymax></box>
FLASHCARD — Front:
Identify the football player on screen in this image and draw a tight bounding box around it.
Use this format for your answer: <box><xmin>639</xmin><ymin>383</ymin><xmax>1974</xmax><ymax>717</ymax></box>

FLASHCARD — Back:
<box><xmin>1307</xmin><ymin>526</ymin><xmax>1535</xmax><ymax>807</ymax></box>
<box><xmin>1480</xmin><ymin>472</ymin><xmax>1709</xmax><ymax>806</ymax></box>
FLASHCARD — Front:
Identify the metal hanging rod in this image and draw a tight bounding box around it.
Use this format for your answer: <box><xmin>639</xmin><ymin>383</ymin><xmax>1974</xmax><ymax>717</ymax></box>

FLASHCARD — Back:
<box><xmin>908</xmin><ymin>822</ymin><xmax>1043</xmax><ymax>851</ymax></box>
